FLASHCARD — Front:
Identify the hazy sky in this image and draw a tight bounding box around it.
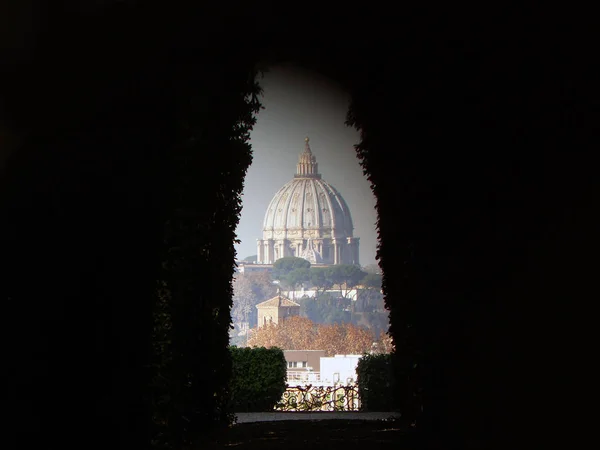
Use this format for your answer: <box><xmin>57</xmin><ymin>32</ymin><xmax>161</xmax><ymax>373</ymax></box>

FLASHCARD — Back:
<box><xmin>235</xmin><ymin>64</ymin><xmax>378</xmax><ymax>267</ymax></box>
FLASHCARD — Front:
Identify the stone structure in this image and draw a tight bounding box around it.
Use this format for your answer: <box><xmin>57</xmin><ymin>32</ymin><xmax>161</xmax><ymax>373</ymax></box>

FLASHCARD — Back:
<box><xmin>256</xmin><ymin>295</ymin><xmax>300</xmax><ymax>327</ymax></box>
<box><xmin>257</xmin><ymin>137</ymin><xmax>359</xmax><ymax>265</ymax></box>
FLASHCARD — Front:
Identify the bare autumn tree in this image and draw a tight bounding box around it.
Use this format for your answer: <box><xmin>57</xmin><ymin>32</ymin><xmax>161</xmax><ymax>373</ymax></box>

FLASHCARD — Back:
<box><xmin>231</xmin><ymin>274</ymin><xmax>255</xmax><ymax>326</ymax></box>
<box><xmin>231</xmin><ymin>272</ymin><xmax>277</xmax><ymax>328</ymax></box>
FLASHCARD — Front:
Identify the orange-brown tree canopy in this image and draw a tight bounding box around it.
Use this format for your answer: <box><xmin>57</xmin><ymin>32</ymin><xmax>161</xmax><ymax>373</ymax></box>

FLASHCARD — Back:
<box><xmin>247</xmin><ymin>316</ymin><xmax>378</xmax><ymax>356</ymax></box>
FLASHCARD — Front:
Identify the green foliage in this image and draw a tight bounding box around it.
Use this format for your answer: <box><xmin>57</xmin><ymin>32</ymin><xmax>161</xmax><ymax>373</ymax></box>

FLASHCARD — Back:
<box><xmin>356</xmin><ymin>353</ymin><xmax>399</xmax><ymax>412</ymax></box>
<box><xmin>361</xmin><ymin>272</ymin><xmax>382</xmax><ymax>289</ymax></box>
<box><xmin>355</xmin><ymin>275</ymin><xmax>385</xmax><ymax>316</ymax></box>
<box><xmin>284</xmin><ymin>267</ymin><xmax>311</xmax><ymax>290</ymax></box>
<box><xmin>298</xmin><ymin>294</ymin><xmax>352</xmax><ymax>325</ymax></box>
<box><xmin>309</xmin><ymin>267</ymin><xmax>334</xmax><ymax>293</ymax></box>
<box><xmin>362</xmin><ymin>263</ymin><xmax>382</xmax><ymax>275</ymax></box>
<box><xmin>243</xmin><ymin>254</ymin><xmax>257</xmax><ymax>262</ymax></box>
<box><xmin>348</xmin><ymin>98</ymin><xmax>419</xmax><ymax>422</ymax></box>
<box><xmin>327</xmin><ymin>264</ymin><xmax>367</xmax><ymax>290</ymax></box>
<box><xmin>229</xmin><ymin>346</ymin><xmax>287</xmax><ymax>412</ymax></box>
<box><xmin>273</xmin><ymin>263</ymin><xmax>376</xmax><ymax>299</ymax></box>
<box><xmin>272</xmin><ymin>256</ymin><xmax>311</xmax><ymax>280</ymax></box>
<box><xmin>152</xmin><ymin>52</ymin><xmax>264</xmax><ymax>447</ymax></box>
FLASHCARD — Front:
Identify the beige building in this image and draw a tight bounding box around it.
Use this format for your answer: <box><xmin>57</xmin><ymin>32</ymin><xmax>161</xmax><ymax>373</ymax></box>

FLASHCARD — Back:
<box><xmin>257</xmin><ymin>137</ymin><xmax>359</xmax><ymax>266</ymax></box>
<box><xmin>255</xmin><ymin>295</ymin><xmax>300</xmax><ymax>327</ymax></box>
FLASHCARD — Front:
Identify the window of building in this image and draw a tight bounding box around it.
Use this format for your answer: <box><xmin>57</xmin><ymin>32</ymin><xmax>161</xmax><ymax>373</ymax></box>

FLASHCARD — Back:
<box><xmin>301</xmin><ymin>361</ymin><xmax>307</xmax><ymax>368</ymax></box>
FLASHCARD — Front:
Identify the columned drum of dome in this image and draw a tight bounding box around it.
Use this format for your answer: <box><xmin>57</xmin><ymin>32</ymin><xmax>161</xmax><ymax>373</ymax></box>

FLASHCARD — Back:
<box><xmin>257</xmin><ymin>137</ymin><xmax>360</xmax><ymax>265</ymax></box>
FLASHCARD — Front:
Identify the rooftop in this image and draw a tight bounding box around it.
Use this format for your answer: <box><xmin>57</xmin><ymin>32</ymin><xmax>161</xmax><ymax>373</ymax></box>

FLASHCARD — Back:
<box><xmin>256</xmin><ymin>295</ymin><xmax>301</xmax><ymax>308</ymax></box>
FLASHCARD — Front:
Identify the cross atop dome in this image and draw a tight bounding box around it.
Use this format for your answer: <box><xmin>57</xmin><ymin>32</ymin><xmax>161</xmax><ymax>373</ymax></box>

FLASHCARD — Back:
<box><xmin>296</xmin><ymin>137</ymin><xmax>320</xmax><ymax>178</ymax></box>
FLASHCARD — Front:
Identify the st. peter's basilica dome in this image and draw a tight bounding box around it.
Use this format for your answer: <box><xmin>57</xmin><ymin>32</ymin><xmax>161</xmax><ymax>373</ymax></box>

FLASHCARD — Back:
<box><xmin>256</xmin><ymin>138</ymin><xmax>359</xmax><ymax>265</ymax></box>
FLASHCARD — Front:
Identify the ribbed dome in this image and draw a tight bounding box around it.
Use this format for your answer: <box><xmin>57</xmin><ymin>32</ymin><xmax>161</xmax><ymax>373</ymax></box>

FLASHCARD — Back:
<box><xmin>262</xmin><ymin>137</ymin><xmax>354</xmax><ymax>240</ymax></box>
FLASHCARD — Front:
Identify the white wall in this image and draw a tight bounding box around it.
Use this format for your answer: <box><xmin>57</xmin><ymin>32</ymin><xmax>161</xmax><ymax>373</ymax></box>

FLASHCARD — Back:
<box><xmin>282</xmin><ymin>288</ymin><xmax>359</xmax><ymax>301</ymax></box>
<box><xmin>319</xmin><ymin>354</ymin><xmax>362</xmax><ymax>385</ymax></box>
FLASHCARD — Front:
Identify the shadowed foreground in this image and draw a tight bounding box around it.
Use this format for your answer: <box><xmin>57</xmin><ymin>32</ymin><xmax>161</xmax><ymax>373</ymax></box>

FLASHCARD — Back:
<box><xmin>234</xmin><ymin>412</ymin><xmax>402</xmax><ymax>423</ymax></box>
<box><xmin>204</xmin><ymin>420</ymin><xmax>412</xmax><ymax>449</ymax></box>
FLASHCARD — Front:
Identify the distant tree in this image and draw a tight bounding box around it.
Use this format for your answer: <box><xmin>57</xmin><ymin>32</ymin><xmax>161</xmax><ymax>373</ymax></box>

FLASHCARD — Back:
<box><xmin>328</xmin><ymin>264</ymin><xmax>367</xmax><ymax>299</ymax></box>
<box><xmin>243</xmin><ymin>254</ymin><xmax>257</xmax><ymax>262</ymax></box>
<box><xmin>311</xmin><ymin>322</ymin><xmax>347</xmax><ymax>356</ymax></box>
<box><xmin>282</xmin><ymin>316</ymin><xmax>318</xmax><ymax>350</ymax></box>
<box><xmin>341</xmin><ymin>322</ymin><xmax>376</xmax><ymax>355</ymax></box>
<box><xmin>246</xmin><ymin>321</ymin><xmax>281</xmax><ymax>349</ymax></box>
<box><xmin>372</xmin><ymin>332</ymin><xmax>395</xmax><ymax>354</ymax></box>
<box><xmin>359</xmin><ymin>312</ymin><xmax>390</xmax><ymax>338</ymax></box>
<box><xmin>284</xmin><ymin>267</ymin><xmax>311</xmax><ymax>290</ymax></box>
<box><xmin>361</xmin><ymin>272</ymin><xmax>382</xmax><ymax>289</ymax></box>
<box><xmin>272</xmin><ymin>256</ymin><xmax>311</xmax><ymax>280</ymax></box>
<box><xmin>314</xmin><ymin>322</ymin><xmax>374</xmax><ymax>356</ymax></box>
<box><xmin>309</xmin><ymin>267</ymin><xmax>334</xmax><ymax>294</ymax></box>
<box><xmin>362</xmin><ymin>263</ymin><xmax>381</xmax><ymax>275</ymax></box>
<box><xmin>357</xmin><ymin>272</ymin><xmax>384</xmax><ymax>313</ymax></box>
<box><xmin>247</xmin><ymin>316</ymin><xmax>316</xmax><ymax>350</ymax></box>
<box><xmin>231</xmin><ymin>272</ymin><xmax>277</xmax><ymax>329</ymax></box>
<box><xmin>298</xmin><ymin>293</ymin><xmax>351</xmax><ymax>325</ymax></box>
<box><xmin>247</xmin><ymin>316</ymin><xmax>375</xmax><ymax>356</ymax></box>
<box><xmin>231</xmin><ymin>274</ymin><xmax>255</xmax><ymax>325</ymax></box>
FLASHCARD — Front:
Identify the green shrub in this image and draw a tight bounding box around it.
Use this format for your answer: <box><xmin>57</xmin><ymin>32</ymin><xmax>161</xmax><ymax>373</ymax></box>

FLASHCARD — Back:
<box><xmin>356</xmin><ymin>353</ymin><xmax>399</xmax><ymax>411</ymax></box>
<box><xmin>229</xmin><ymin>346</ymin><xmax>287</xmax><ymax>412</ymax></box>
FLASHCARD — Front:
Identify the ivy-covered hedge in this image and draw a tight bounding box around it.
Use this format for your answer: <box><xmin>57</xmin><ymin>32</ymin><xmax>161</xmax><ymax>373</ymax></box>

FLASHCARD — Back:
<box><xmin>229</xmin><ymin>346</ymin><xmax>287</xmax><ymax>412</ymax></box>
<box><xmin>356</xmin><ymin>353</ymin><xmax>399</xmax><ymax>412</ymax></box>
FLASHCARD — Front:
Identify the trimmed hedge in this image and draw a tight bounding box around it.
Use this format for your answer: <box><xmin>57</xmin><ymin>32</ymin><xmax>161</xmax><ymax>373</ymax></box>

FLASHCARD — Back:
<box><xmin>229</xmin><ymin>346</ymin><xmax>287</xmax><ymax>412</ymax></box>
<box><xmin>356</xmin><ymin>353</ymin><xmax>399</xmax><ymax>412</ymax></box>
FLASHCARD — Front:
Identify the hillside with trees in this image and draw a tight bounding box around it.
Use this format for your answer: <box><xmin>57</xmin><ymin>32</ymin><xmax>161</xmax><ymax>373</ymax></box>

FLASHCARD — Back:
<box><xmin>231</xmin><ymin>257</ymin><xmax>389</xmax><ymax>345</ymax></box>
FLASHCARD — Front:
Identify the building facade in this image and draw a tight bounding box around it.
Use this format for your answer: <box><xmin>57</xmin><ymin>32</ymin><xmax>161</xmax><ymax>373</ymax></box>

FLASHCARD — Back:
<box><xmin>283</xmin><ymin>352</ymin><xmax>362</xmax><ymax>387</ymax></box>
<box><xmin>283</xmin><ymin>350</ymin><xmax>326</xmax><ymax>371</ymax></box>
<box><xmin>256</xmin><ymin>137</ymin><xmax>359</xmax><ymax>265</ymax></box>
<box><xmin>281</xmin><ymin>287</ymin><xmax>360</xmax><ymax>301</ymax></box>
<box><xmin>255</xmin><ymin>295</ymin><xmax>300</xmax><ymax>327</ymax></box>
